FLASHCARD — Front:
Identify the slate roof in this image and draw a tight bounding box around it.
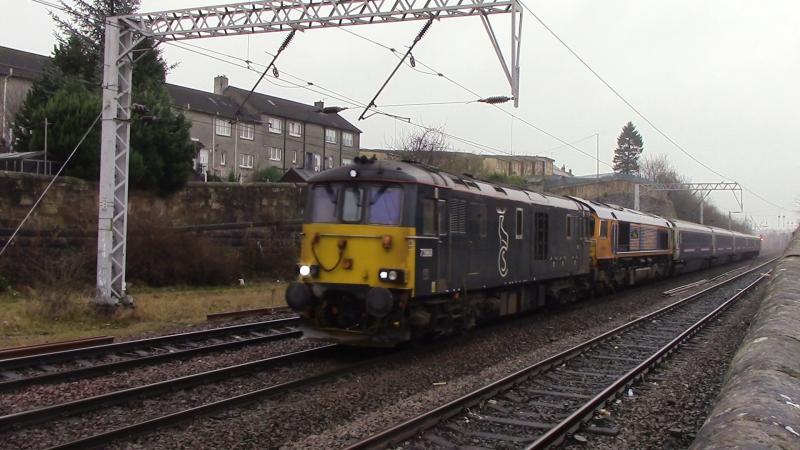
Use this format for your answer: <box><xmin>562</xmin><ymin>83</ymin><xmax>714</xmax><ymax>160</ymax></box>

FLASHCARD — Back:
<box><xmin>279</xmin><ymin>168</ymin><xmax>317</xmax><ymax>183</ymax></box>
<box><xmin>0</xmin><ymin>46</ymin><xmax>49</xmax><ymax>80</ymax></box>
<box><xmin>224</xmin><ymin>85</ymin><xmax>361</xmax><ymax>134</ymax></box>
<box><xmin>165</xmin><ymin>83</ymin><xmax>260</xmax><ymax>122</ymax></box>
<box><xmin>0</xmin><ymin>45</ymin><xmax>361</xmax><ymax>134</ymax></box>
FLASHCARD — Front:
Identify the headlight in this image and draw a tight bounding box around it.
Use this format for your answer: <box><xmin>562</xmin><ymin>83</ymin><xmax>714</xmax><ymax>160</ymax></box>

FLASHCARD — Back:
<box><xmin>299</xmin><ymin>265</ymin><xmax>311</xmax><ymax>277</ymax></box>
<box><xmin>378</xmin><ymin>268</ymin><xmax>404</xmax><ymax>283</ymax></box>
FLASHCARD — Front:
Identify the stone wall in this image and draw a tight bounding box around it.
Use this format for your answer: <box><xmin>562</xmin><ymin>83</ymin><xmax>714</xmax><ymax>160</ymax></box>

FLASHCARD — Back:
<box><xmin>690</xmin><ymin>229</ymin><xmax>800</xmax><ymax>449</ymax></box>
<box><xmin>0</xmin><ymin>171</ymin><xmax>306</xmax><ymax>246</ymax></box>
<box><xmin>545</xmin><ymin>178</ymin><xmax>676</xmax><ymax>218</ymax></box>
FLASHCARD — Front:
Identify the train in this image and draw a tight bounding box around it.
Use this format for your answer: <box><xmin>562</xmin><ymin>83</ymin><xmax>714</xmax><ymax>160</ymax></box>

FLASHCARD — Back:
<box><xmin>285</xmin><ymin>157</ymin><xmax>761</xmax><ymax>345</ymax></box>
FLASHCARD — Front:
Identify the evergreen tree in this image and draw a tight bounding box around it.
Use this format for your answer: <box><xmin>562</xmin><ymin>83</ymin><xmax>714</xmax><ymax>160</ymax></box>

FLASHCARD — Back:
<box><xmin>12</xmin><ymin>0</ymin><xmax>194</xmax><ymax>194</ymax></box>
<box><xmin>612</xmin><ymin>121</ymin><xmax>644</xmax><ymax>175</ymax></box>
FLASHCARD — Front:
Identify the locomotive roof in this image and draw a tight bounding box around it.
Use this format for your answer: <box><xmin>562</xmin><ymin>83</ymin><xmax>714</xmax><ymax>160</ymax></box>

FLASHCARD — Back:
<box><xmin>570</xmin><ymin>197</ymin><xmax>672</xmax><ymax>228</ymax></box>
<box><xmin>308</xmin><ymin>159</ymin><xmax>584</xmax><ymax>210</ymax></box>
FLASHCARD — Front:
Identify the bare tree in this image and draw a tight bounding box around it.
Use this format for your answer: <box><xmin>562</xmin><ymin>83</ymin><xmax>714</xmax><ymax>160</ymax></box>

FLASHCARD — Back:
<box><xmin>640</xmin><ymin>154</ymin><xmax>674</xmax><ymax>183</ymax></box>
<box><xmin>394</xmin><ymin>124</ymin><xmax>450</xmax><ymax>166</ymax></box>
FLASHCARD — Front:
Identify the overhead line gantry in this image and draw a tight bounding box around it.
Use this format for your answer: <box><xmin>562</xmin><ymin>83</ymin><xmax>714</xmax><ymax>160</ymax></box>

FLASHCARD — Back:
<box><xmin>96</xmin><ymin>0</ymin><xmax>524</xmax><ymax>305</ymax></box>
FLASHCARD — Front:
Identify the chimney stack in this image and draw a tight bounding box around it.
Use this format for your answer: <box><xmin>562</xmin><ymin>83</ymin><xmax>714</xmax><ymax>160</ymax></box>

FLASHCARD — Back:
<box><xmin>314</xmin><ymin>100</ymin><xmax>324</xmax><ymax>110</ymax></box>
<box><xmin>214</xmin><ymin>75</ymin><xmax>229</xmax><ymax>95</ymax></box>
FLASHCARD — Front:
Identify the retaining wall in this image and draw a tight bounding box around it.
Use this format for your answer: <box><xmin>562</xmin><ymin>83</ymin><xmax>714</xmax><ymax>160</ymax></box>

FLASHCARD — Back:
<box><xmin>690</xmin><ymin>229</ymin><xmax>800</xmax><ymax>448</ymax></box>
<box><xmin>0</xmin><ymin>171</ymin><xmax>307</xmax><ymax>250</ymax></box>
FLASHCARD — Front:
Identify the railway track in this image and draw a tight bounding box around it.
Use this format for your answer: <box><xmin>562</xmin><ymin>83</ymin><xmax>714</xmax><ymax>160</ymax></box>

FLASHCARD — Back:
<box><xmin>0</xmin><ymin>336</ymin><xmax>115</xmax><ymax>359</ymax></box>
<box><xmin>3</xmin><ymin>345</ymin><xmax>392</xmax><ymax>450</ymax></box>
<box><xmin>0</xmin><ymin>345</ymin><xmax>337</xmax><ymax>431</ymax></box>
<box><xmin>0</xmin><ymin>316</ymin><xmax>300</xmax><ymax>391</ymax></box>
<box><xmin>347</xmin><ymin>258</ymin><xmax>776</xmax><ymax>450</ymax></box>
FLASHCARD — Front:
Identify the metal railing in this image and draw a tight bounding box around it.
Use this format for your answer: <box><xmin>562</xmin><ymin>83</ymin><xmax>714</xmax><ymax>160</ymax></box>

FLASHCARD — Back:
<box><xmin>0</xmin><ymin>159</ymin><xmax>58</xmax><ymax>175</ymax></box>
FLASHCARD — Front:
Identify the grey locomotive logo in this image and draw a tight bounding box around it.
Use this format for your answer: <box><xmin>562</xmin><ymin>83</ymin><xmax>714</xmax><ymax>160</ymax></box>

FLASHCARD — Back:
<box><xmin>497</xmin><ymin>208</ymin><xmax>509</xmax><ymax>277</ymax></box>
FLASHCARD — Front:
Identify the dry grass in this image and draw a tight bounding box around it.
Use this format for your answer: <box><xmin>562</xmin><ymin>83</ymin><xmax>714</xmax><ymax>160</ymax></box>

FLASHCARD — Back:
<box><xmin>0</xmin><ymin>282</ymin><xmax>287</xmax><ymax>348</ymax></box>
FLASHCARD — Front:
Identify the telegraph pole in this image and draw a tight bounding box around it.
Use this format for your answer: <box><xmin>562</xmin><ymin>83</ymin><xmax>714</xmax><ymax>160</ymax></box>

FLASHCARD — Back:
<box><xmin>43</xmin><ymin>117</ymin><xmax>48</xmax><ymax>174</ymax></box>
<box><xmin>595</xmin><ymin>132</ymin><xmax>599</xmax><ymax>201</ymax></box>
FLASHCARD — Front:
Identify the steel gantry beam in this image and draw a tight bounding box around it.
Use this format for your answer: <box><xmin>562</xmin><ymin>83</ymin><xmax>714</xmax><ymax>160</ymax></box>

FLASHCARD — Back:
<box><xmin>96</xmin><ymin>0</ymin><xmax>523</xmax><ymax>306</ymax></box>
<box><xmin>637</xmin><ymin>182</ymin><xmax>743</xmax><ymax>225</ymax></box>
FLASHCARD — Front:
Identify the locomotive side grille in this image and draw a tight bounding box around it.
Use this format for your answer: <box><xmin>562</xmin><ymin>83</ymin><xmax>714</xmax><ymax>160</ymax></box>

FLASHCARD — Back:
<box><xmin>449</xmin><ymin>199</ymin><xmax>467</xmax><ymax>234</ymax></box>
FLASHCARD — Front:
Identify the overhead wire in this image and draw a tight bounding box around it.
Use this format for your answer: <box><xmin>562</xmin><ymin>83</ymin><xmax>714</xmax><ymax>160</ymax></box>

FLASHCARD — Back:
<box><xmin>0</xmin><ymin>113</ymin><xmax>102</xmax><ymax>258</ymax></box>
<box><xmin>167</xmin><ymin>37</ymin><xmax>605</xmax><ymax>163</ymax></box>
<box><xmin>516</xmin><ymin>0</ymin><xmax>790</xmax><ymax>212</ymax></box>
<box><xmin>165</xmin><ymin>40</ymin><xmax>512</xmax><ymax>156</ymax></box>
<box><xmin>335</xmin><ymin>26</ymin><xmax>614</xmax><ymax>169</ymax></box>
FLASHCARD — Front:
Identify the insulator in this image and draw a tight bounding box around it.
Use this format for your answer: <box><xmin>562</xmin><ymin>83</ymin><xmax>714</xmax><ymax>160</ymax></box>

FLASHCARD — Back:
<box><xmin>272</xmin><ymin>66</ymin><xmax>280</xmax><ymax>78</ymax></box>
<box><xmin>415</xmin><ymin>19</ymin><xmax>433</xmax><ymax>42</ymax></box>
<box><xmin>478</xmin><ymin>96</ymin><xmax>513</xmax><ymax>104</ymax></box>
<box><xmin>279</xmin><ymin>29</ymin><xmax>296</xmax><ymax>51</ymax></box>
<box><xmin>409</xmin><ymin>54</ymin><xmax>416</xmax><ymax>68</ymax></box>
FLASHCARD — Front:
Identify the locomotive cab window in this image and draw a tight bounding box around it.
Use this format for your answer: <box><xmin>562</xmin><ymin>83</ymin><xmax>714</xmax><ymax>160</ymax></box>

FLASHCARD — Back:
<box><xmin>600</xmin><ymin>220</ymin><xmax>608</xmax><ymax>238</ymax></box>
<box><xmin>515</xmin><ymin>208</ymin><xmax>524</xmax><ymax>239</ymax></box>
<box><xmin>368</xmin><ymin>185</ymin><xmax>403</xmax><ymax>225</ymax></box>
<box><xmin>341</xmin><ymin>186</ymin><xmax>364</xmax><ymax>222</ymax></box>
<box><xmin>310</xmin><ymin>184</ymin><xmax>340</xmax><ymax>223</ymax></box>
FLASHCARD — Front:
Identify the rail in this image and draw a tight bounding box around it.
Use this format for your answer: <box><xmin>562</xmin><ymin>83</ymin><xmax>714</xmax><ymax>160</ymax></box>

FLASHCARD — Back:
<box><xmin>345</xmin><ymin>257</ymin><xmax>777</xmax><ymax>449</ymax></box>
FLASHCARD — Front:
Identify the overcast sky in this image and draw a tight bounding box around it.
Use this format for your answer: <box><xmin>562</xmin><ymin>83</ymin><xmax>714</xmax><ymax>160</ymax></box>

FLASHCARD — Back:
<box><xmin>2</xmin><ymin>0</ymin><xmax>798</xmax><ymax>229</ymax></box>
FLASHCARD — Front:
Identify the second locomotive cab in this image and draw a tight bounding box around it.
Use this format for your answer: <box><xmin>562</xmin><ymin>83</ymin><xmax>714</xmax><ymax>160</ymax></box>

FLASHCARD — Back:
<box><xmin>285</xmin><ymin>158</ymin><xmax>760</xmax><ymax>345</ymax></box>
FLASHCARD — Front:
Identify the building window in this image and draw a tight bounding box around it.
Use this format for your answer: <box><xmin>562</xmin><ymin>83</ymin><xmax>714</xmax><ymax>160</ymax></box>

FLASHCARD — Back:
<box><xmin>325</xmin><ymin>129</ymin><xmax>337</xmax><ymax>144</ymax></box>
<box><xmin>326</xmin><ymin>156</ymin><xmax>334</xmax><ymax>169</ymax></box>
<box><xmin>240</xmin><ymin>153</ymin><xmax>254</xmax><ymax>169</ymax></box>
<box><xmin>342</xmin><ymin>132</ymin><xmax>353</xmax><ymax>147</ymax></box>
<box><xmin>288</xmin><ymin>121</ymin><xmax>302</xmax><ymax>137</ymax></box>
<box><xmin>313</xmin><ymin>154</ymin><xmax>322</xmax><ymax>172</ymax></box>
<box><xmin>240</xmin><ymin>123</ymin><xmax>254</xmax><ymax>140</ymax></box>
<box><xmin>267</xmin><ymin>117</ymin><xmax>282</xmax><ymax>134</ymax></box>
<box><xmin>342</xmin><ymin>158</ymin><xmax>352</xmax><ymax>166</ymax></box>
<box><xmin>268</xmin><ymin>147</ymin><xmax>282</xmax><ymax>161</ymax></box>
<box><xmin>292</xmin><ymin>150</ymin><xmax>297</xmax><ymax>164</ymax></box>
<box><xmin>215</xmin><ymin>118</ymin><xmax>231</xmax><ymax>136</ymax></box>
<box><xmin>220</xmin><ymin>151</ymin><xmax>227</xmax><ymax>166</ymax></box>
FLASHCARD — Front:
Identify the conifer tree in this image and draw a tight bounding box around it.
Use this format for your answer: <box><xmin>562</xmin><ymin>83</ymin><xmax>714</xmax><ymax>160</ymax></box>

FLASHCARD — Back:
<box><xmin>13</xmin><ymin>0</ymin><xmax>194</xmax><ymax>194</ymax></box>
<box><xmin>612</xmin><ymin>121</ymin><xmax>644</xmax><ymax>175</ymax></box>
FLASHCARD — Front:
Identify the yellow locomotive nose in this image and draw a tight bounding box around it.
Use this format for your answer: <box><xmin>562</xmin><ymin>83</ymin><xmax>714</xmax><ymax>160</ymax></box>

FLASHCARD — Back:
<box><xmin>295</xmin><ymin>223</ymin><xmax>415</xmax><ymax>290</ymax></box>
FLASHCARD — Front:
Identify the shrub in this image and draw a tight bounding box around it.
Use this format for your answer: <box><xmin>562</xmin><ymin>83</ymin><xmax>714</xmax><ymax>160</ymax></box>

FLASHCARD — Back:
<box><xmin>254</xmin><ymin>167</ymin><xmax>283</xmax><ymax>182</ymax></box>
<box><xmin>127</xmin><ymin>217</ymin><xmax>242</xmax><ymax>287</ymax></box>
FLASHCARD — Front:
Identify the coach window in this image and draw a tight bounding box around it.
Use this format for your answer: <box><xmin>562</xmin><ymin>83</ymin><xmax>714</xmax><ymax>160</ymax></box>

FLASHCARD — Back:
<box><xmin>515</xmin><ymin>208</ymin><xmax>524</xmax><ymax>239</ymax></box>
<box><xmin>600</xmin><ymin>220</ymin><xmax>608</xmax><ymax>238</ymax></box>
<box><xmin>422</xmin><ymin>199</ymin><xmax>436</xmax><ymax>235</ymax></box>
<box><xmin>341</xmin><ymin>186</ymin><xmax>364</xmax><ymax>222</ymax></box>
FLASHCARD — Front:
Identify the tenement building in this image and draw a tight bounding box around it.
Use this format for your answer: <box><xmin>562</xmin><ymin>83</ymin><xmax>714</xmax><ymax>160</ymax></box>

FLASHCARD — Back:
<box><xmin>0</xmin><ymin>46</ymin><xmax>49</xmax><ymax>152</ymax></box>
<box><xmin>167</xmin><ymin>75</ymin><xmax>361</xmax><ymax>181</ymax></box>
